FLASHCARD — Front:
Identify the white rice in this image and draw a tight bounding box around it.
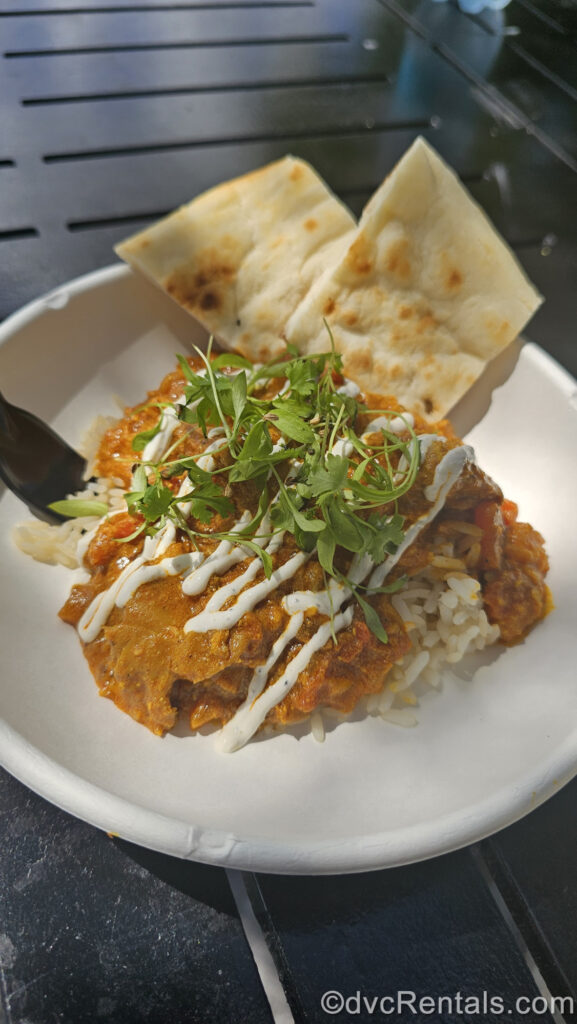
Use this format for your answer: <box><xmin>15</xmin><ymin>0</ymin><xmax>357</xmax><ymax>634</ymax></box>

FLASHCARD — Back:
<box><xmin>11</xmin><ymin>476</ymin><xmax>127</xmax><ymax>568</ymax></box>
<box><xmin>377</xmin><ymin>569</ymin><xmax>500</xmax><ymax>718</ymax></box>
<box><xmin>293</xmin><ymin>566</ymin><xmax>499</xmax><ymax>738</ymax></box>
<box><xmin>11</xmin><ymin>416</ymin><xmax>126</xmax><ymax>568</ymax></box>
<box><xmin>310</xmin><ymin>712</ymin><xmax>326</xmax><ymax>744</ymax></box>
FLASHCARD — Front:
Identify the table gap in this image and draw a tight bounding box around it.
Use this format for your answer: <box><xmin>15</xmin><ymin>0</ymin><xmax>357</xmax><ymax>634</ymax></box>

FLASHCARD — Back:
<box><xmin>42</xmin><ymin>119</ymin><xmax>433</xmax><ymax>163</ymax></box>
<box><xmin>505</xmin><ymin>40</ymin><xmax>577</xmax><ymax>103</ymax></box>
<box><xmin>458</xmin><ymin>8</ymin><xmax>577</xmax><ymax>102</ymax></box>
<box><xmin>67</xmin><ymin>210</ymin><xmax>170</xmax><ymax>230</ymax></box>
<box><xmin>476</xmin><ymin>843</ymin><xmax>576</xmax><ymax>1016</ymax></box>
<box><xmin>21</xmin><ymin>73</ymin><xmax>391</xmax><ymax>106</ymax></box>
<box><xmin>0</xmin><ymin>2</ymin><xmax>314</xmax><ymax>14</ymax></box>
<box><xmin>4</xmin><ymin>33</ymin><xmax>347</xmax><ymax>58</ymax></box>
<box><xmin>431</xmin><ymin>40</ymin><xmax>577</xmax><ymax>174</ymax></box>
<box><xmin>0</xmin><ymin>227</ymin><xmax>39</xmax><ymax>241</ymax></box>
<box><xmin>376</xmin><ymin>0</ymin><xmax>577</xmax><ymax>176</ymax></box>
<box><xmin>516</xmin><ymin>0</ymin><xmax>575</xmax><ymax>39</ymax></box>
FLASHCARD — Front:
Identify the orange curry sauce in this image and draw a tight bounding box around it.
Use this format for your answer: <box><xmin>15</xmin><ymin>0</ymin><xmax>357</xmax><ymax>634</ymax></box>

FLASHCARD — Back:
<box><xmin>59</xmin><ymin>358</ymin><xmax>550</xmax><ymax>737</ymax></box>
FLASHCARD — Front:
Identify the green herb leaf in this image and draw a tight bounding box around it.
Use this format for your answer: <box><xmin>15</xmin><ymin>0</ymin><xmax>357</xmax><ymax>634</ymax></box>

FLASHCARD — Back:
<box><xmin>277</xmin><ymin>483</ymin><xmax>325</xmax><ymax>534</ymax></box>
<box><xmin>355</xmin><ymin>592</ymin><xmax>389</xmax><ymax>644</ymax></box>
<box><xmin>304</xmin><ymin>453</ymin><xmax>349</xmax><ymax>498</ymax></box>
<box><xmin>47</xmin><ymin>498</ymin><xmax>109</xmax><ymax>519</ymax></box>
<box><xmin>316</xmin><ymin>527</ymin><xmax>336</xmax><ymax>575</ymax></box>
<box><xmin>178</xmin><ymin>482</ymin><xmax>234</xmax><ymax>524</ymax></box>
<box><xmin>238</xmin><ymin>420</ymin><xmax>273</xmax><ymax>461</ymax></box>
<box><xmin>365</xmin><ymin>513</ymin><xmax>405</xmax><ymax>562</ymax></box>
<box><xmin>126</xmin><ymin>481</ymin><xmax>175</xmax><ymax>522</ymax></box>
<box><xmin>211</xmin><ymin>352</ymin><xmax>253</xmax><ymax>372</ymax></box>
<box><xmin>231</xmin><ymin>370</ymin><xmax>247</xmax><ymax>424</ymax></box>
<box><xmin>218</xmin><ymin>537</ymin><xmax>273</xmax><ymax>578</ymax></box>
<box><xmin>132</xmin><ymin>421</ymin><xmax>162</xmax><ymax>453</ymax></box>
<box><xmin>120</xmin><ymin>343</ymin><xmax>425</xmax><ymax>650</ymax></box>
<box><xmin>356</xmin><ymin>574</ymin><xmax>408</xmax><ymax>596</ymax></box>
<box><xmin>177</xmin><ymin>353</ymin><xmax>204</xmax><ymax>384</ymax></box>
<box><xmin>271</xmin><ymin>408</ymin><xmax>315</xmax><ymax>443</ymax></box>
<box><xmin>132</xmin><ymin>464</ymin><xmax>148</xmax><ymax>491</ymax></box>
<box><xmin>324</xmin><ymin>499</ymin><xmax>366</xmax><ymax>553</ymax></box>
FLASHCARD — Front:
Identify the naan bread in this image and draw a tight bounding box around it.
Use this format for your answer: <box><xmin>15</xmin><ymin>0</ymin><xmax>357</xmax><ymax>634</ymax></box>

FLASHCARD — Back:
<box><xmin>285</xmin><ymin>137</ymin><xmax>542</xmax><ymax>420</ymax></box>
<box><xmin>115</xmin><ymin>156</ymin><xmax>356</xmax><ymax>362</ymax></box>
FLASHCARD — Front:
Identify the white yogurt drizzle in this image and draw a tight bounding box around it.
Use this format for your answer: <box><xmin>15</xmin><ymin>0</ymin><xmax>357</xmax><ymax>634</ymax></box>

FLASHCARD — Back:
<box><xmin>215</xmin><ymin>606</ymin><xmax>355</xmax><ymax>753</ymax></box>
<box><xmin>77</xmin><ymin>385</ymin><xmax>473</xmax><ymax>749</ymax></box>
<box><xmin>184</xmin><ymin>545</ymin><xmax>309</xmax><ymax>634</ymax></box>
<box><xmin>336</xmin><ymin>379</ymin><xmax>360</xmax><ymax>397</ymax></box>
<box><xmin>141</xmin><ymin>368</ymin><xmax>207</xmax><ymax>464</ymax></box>
<box><xmin>78</xmin><ymin>433</ymin><xmax>237</xmax><ymax>643</ymax></box>
<box><xmin>368</xmin><ymin>442</ymin><xmax>474</xmax><ymax>590</ymax></box>
<box><xmin>362</xmin><ymin>412</ymin><xmax>415</xmax><ymax>439</ymax></box>
<box><xmin>213</xmin><ymin>440</ymin><xmax>474</xmax><ymax>751</ymax></box>
<box><xmin>331</xmin><ymin>437</ymin><xmax>354</xmax><ymax>458</ymax></box>
<box><xmin>183</xmin><ymin>441</ymin><xmax>300</xmax><ymax>632</ymax></box>
<box><xmin>175</xmin><ymin>430</ymin><xmax>225</xmax><ymax>513</ymax></box>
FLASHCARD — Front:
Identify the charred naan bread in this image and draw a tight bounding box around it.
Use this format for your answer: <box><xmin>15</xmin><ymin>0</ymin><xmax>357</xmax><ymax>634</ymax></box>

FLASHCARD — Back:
<box><xmin>285</xmin><ymin>137</ymin><xmax>542</xmax><ymax>420</ymax></box>
<box><xmin>115</xmin><ymin>156</ymin><xmax>356</xmax><ymax>362</ymax></box>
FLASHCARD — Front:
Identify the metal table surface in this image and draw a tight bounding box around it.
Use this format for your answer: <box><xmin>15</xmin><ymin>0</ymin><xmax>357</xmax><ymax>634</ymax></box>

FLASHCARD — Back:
<box><xmin>1</xmin><ymin>1</ymin><xmax>576</xmax><ymax>1021</ymax></box>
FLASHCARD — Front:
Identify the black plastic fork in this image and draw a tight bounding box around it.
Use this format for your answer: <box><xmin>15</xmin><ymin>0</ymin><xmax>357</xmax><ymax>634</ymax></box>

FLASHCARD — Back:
<box><xmin>0</xmin><ymin>390</ymin><xmax>87</xmax><ymax>524</ymax></box>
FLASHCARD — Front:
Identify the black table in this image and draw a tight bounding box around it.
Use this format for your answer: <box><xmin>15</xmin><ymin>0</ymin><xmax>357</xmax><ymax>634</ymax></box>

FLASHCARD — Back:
<box><xmin>1</xmin><ymin>2</ymin><xmax>577</xmax><ymax>1021</ymax></box>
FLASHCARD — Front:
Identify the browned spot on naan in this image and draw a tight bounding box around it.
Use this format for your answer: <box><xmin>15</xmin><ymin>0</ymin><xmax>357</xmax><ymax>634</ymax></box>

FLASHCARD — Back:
<box><xmin>165</xmin><ymin>253</ymin><xmax>236</xmax><ymax>315</ymax></box>
<box><xmin>346</xmin><ymin>237</ymin><xmax>373</xmax><ymax>276</ymax></box>
<box><xmin>304</xmin><ymin>218</ymin><xmax>318</xmax><ymax>232</ymax></box>
<box><xmin>383</xmin><ymin>238</ymin><xmax>409</xmax><ymax>280</ymax></box>
<box><xmin>446</xmin><ymin>267</ymin><xmax>463</xmax><ymax>290</ymax></box>
<box><xmin>384</xmin><ymin>238</ymin><xmax>411</xmax><ymax>282</ymax></box>
<box><xmin>416</xmin><ymin>312</ymin><xmax>437</xmax><ymax>334</ymax></box>
<box><xmin>347</xmin><ymin>344</ymin><xmax>373</xmax><ymax>374</ymax></box>
<box><xmin>200</xmin><ymin>292</ymin><xmax>219</xmax><ymax>311</ymax></box>
<box><xmin>484</xmin><ymin>314</ymin><xmax>511</xmax><ymax>346</ymax></box>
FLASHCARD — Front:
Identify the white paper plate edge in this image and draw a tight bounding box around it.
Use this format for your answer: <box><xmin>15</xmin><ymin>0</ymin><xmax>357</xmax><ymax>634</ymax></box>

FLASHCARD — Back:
<box><xmin>2</xmin><ymin>712</ymin><xmax>577</xmax><ymax>874</ymax></box>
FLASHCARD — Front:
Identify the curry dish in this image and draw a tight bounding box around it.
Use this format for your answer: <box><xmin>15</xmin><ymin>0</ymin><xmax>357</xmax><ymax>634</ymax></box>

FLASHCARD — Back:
<box><xmin>57</xmin><ymin>351</ymin><xmax>550</xmax><ymax>751</ymax></box>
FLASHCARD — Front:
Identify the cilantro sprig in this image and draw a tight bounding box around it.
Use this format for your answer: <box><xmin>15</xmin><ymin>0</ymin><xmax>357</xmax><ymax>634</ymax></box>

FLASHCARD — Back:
<box><xmin>119</xmin><ymin>340</ymin><xmax>422</xmax><ymax>643</ymax></box>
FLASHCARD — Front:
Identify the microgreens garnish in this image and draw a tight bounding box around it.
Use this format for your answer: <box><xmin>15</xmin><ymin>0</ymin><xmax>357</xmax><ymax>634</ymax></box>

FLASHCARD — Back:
<box><xmin>120</xmin><ymin>339</ymin><xmax>422</xmax><ymax>643</ymax></box>
<box><xmin>48</xmin><ymin>498</ymin><xmax>110</xmax><ymax>519</ymax></box>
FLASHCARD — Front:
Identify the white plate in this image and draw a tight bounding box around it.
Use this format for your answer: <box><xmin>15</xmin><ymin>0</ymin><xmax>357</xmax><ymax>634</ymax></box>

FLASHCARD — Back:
<box><xmin>1</xmin><ymin>264</ymin><xmax>576</xmax><ymax>874</ymax></box>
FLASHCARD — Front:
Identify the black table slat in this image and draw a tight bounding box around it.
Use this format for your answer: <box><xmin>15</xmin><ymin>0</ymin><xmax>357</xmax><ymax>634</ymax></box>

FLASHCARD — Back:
<box><xmin>0</xmin><ymin>0</ymin><xmax>311</xmax><ymax>10</ymax></box>
<box><xmin>253</xmin><ymin>849</ymin><xmax>559</xmax><ymax>1023</ymax></box>
<box><xmin>9</xmin><ymin>54</ymin><xmax>390</xmax><ymax>107</ymax></box>
<box><xmin>18</xmin><ymin>86</ymin><xmax>429</xmax><ymax>159</ymax></box>
<box><xmin>0</xmin><ymin>771</ymin><xmax>273</xmax><ymax>1024</ymax></box>
<box><xmin>379</xmin><ymin>0</ymin><xmax>577</xmax><ymax>167</ymax></box>
<box><xmin>0</xmin><ymin>6</ymin><xmax>349</xmax><ymax>54</ymax></box>
<box><xmin>506</xmin><ymin>239</ymin><xmax>577</xmax><ymax>379</ymax></box>
<box><xmin>474</xmin><ymin>2</ymin><xmax>577</xmax><ymax>94</ymax></box>
<box><xmin>516</xmin><ymin>0</ymin><xmax>577</xmax><ymax>40</ymax></box>
<box><xmin>485</xmin><ymin>774</ymin><xmax>577</xmax><ymax>1002</ymax></box>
